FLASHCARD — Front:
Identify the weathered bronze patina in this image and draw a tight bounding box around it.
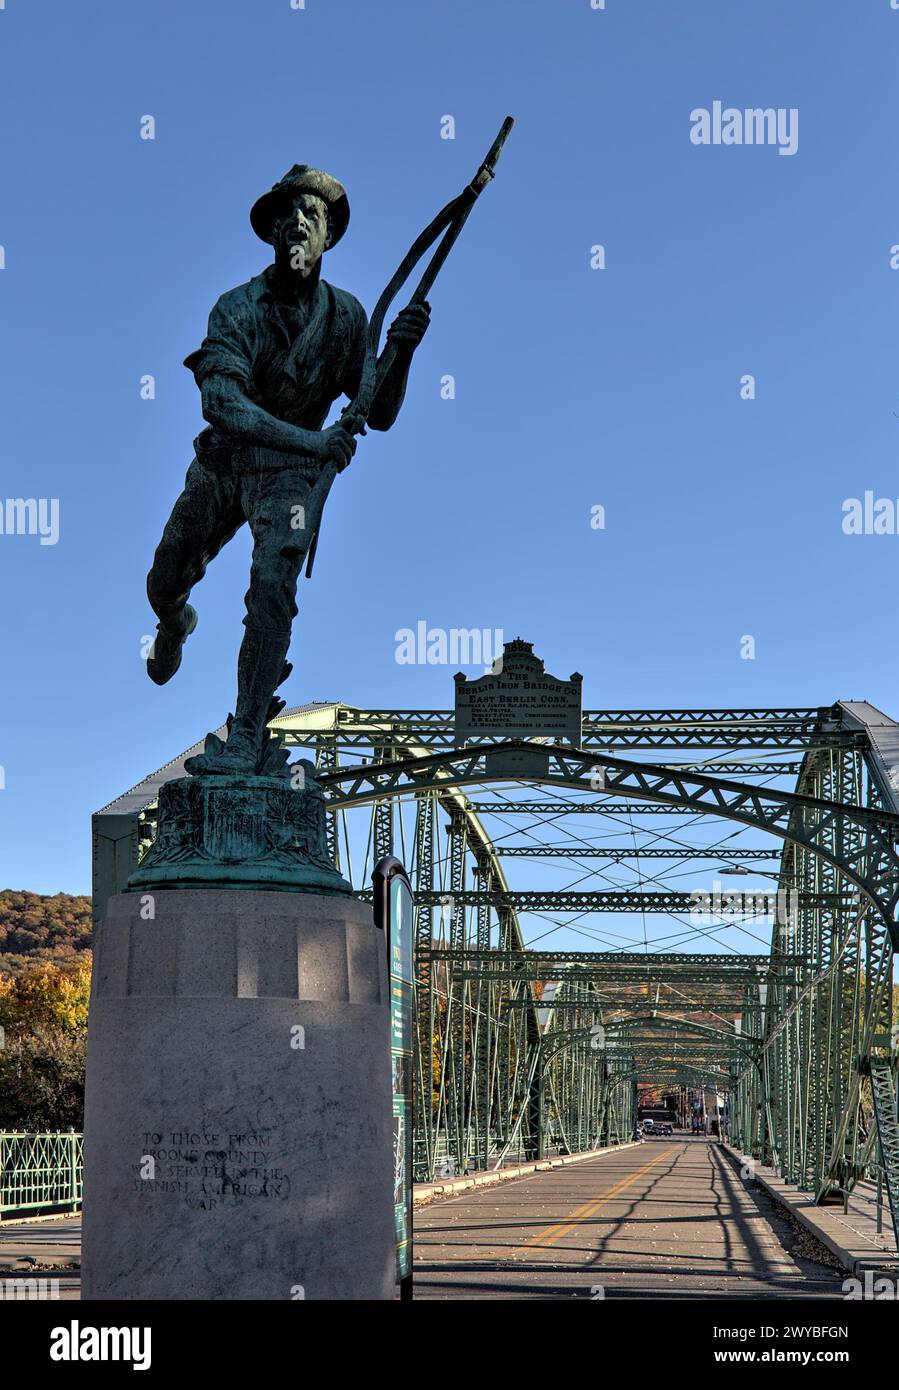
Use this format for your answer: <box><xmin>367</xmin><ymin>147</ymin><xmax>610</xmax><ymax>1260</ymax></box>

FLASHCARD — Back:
<box><xmin>136</xmin><ymin>123</ymin><xmax>513</xmax><ymax>890</ymax></box>
<box><xmin>146</xmin><ymin>163</ymin><xmax>430</xmax><ymax>776</ymax></box>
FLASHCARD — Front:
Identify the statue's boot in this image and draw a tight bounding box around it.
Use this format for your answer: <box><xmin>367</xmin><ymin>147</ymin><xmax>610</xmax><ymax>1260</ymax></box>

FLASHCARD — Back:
<box><xmin>203</xmin><ymin>624</ymin><xmax>292</xmax><ymax>774</ymax></box>
<box><xmin>146</xmin><ymin>604</ymin><xmax>198</xmax><ymax>686</ymax></box>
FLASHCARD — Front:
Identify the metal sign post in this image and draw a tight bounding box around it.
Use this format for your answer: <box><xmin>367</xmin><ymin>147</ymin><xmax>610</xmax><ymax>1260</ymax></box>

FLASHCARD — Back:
<box><xmin>373</xmin><ymin>855</ymin><xmax>415</xmax><ymax>1300</ymax></box>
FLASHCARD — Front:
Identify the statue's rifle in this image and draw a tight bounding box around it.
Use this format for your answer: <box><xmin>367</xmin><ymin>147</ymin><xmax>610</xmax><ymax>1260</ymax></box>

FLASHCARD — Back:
<box><xmin>305</xmin><ymin>116</ymin><xmax>514</xmax><ymax>577</ymax></box>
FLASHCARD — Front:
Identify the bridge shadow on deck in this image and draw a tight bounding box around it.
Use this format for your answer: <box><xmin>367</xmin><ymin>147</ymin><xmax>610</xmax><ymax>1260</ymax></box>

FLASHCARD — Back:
<box><xmin>413</xmin><ymin>1141</ymin><xmax>846</xmax><ymax>1300</ymax></box>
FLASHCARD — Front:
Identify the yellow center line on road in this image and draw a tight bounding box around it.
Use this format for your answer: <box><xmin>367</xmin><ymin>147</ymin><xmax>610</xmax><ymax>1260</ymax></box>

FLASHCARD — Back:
<box><xmin>521</xmin><ymin>1148</ymin><xmax>672</xmax><ymax>1252</ymax></box>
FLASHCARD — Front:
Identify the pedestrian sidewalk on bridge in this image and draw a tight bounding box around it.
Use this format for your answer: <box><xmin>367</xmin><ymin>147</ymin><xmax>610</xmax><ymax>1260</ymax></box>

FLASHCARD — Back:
<box><xmin>0</xmin><ymin>1212</ymin><xmax>81</xmax><ymax>1271</ymax></box>
<box><xmin>722</xmin><ymin>1143</ymin><xmax>899</xmax><ymax>1275</ymax></box>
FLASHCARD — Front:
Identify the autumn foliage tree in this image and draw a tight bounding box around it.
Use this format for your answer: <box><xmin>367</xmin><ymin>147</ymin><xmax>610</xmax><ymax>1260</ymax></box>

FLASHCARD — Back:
<box><xmin>0</xmin><ymin>957</ymin><xmax>91</xmax><ymax>1129</ymax></box>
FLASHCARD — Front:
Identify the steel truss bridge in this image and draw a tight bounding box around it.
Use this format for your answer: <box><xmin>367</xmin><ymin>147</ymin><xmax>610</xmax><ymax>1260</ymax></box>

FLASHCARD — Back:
<box><xmin>94</xmin><ymin>696</ymin><xmax>899</xmax><ymax>1243</ymax></box>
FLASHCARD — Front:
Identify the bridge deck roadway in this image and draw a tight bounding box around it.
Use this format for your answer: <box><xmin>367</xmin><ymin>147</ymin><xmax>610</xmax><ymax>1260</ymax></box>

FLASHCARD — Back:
<box><xmin>413</xmin><ymin>1138</ymin><xmax>847</xmax><ymax>1300</ymax></box>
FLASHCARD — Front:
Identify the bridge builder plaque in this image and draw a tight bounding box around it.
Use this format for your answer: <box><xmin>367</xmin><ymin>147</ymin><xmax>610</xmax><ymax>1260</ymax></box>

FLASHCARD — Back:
<box><xmin>454</xmin><ymin>639</ymin><xmax>582</xmax><ymax>746</ymax></box>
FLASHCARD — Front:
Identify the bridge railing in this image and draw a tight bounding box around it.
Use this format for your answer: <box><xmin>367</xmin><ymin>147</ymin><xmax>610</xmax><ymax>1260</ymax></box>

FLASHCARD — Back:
<box><xmin>0</xmin><ymin>1130</ymin><xmax>83</xmax><ymax>1216</ymax></box>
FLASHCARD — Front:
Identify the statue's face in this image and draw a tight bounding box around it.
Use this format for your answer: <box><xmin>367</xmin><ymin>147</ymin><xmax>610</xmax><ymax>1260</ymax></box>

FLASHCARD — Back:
<box><xmin>272</xmin><ymin>192</ymin><xmax>331</xmax><ymax>271</ymax></box>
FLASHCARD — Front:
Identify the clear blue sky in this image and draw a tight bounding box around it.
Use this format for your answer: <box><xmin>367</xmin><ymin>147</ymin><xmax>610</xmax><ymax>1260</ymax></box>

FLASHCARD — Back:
<box><xmin>1</xmin><ymin>0</ymin><xmax>897</xmax><ymax>895</ymax></box>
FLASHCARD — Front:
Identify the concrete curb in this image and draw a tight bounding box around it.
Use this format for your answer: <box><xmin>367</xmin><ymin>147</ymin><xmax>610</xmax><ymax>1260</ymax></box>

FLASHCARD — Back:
<box><xmin>721</xmin><ymin>1142</ymin><xmax>899</xmax><ymax>1276</ymax></box>
<box><xmin>413</xmin><ymin>1141</ymin><xmax>641</xmax><ymax>1205</ymax></box>
<box><xmin>0</xmin><ymin>1210</ymin><xmax>81</xmax><ymax>1227</ymax></box>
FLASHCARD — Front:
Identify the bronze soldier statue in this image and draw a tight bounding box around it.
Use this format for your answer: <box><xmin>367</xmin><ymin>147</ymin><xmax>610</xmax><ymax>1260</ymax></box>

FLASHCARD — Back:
<box><xmin>146</xmin><ymin>165</ymin><xmax>430</xmax><ymax>774</ymax></box>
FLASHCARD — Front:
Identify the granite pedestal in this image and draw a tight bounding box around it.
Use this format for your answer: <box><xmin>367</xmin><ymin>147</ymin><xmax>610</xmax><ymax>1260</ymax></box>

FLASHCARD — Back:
<box><xmin>81</xmin><ymin>889</ymin><xmax>394</xmax><ymax>1300</ymax></box>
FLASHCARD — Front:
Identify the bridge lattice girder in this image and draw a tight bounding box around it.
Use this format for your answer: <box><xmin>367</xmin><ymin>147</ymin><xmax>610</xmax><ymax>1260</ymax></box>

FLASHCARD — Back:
<box><xmin>94</xmin><ymin>698</ymin><xmax>899</xmax><ymax>1241</ymax></box>
<box><xmin>307</xmin><ymin>701</ymin><xmax>898</xmax><ymax>1229</ymax></box>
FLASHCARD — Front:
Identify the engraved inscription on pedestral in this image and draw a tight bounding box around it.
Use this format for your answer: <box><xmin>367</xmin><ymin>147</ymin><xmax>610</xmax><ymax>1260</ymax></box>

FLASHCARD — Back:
<box><xmin>137</xmin><ymin>1129</ymin><xmax>289</xmax><ymax>1211</ymax></box>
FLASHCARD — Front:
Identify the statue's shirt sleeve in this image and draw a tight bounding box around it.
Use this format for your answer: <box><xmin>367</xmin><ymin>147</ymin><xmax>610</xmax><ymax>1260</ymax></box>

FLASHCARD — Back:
<box><xmin>183</xmin><ymin>287</ymin><xmax>255</xmax><ymax>388</ymax></box>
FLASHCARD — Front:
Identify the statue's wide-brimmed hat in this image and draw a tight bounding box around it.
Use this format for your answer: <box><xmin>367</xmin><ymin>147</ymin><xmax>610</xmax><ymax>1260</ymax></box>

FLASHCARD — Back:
<box><xmin>250</xmin><ymin>165</ymin><xmax>350</xmax><ymax>247</ymax></box>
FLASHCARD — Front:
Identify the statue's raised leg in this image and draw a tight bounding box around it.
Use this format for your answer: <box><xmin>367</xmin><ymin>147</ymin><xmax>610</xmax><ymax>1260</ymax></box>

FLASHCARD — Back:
<box><xmin>146</xmin><ymin>458</ymin><xmax>243</xmax><ymax>685</ymax></box>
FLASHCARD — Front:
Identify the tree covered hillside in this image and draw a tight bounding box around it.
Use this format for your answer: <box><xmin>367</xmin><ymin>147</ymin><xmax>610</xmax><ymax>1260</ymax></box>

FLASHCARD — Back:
<box><xmin>0</xmin><ymin>889</ymin><xmax>92</xmax><ymax>975</ymax></box>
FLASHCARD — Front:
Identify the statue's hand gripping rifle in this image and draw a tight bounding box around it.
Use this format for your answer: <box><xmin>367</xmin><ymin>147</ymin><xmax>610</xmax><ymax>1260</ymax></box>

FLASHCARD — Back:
<box><xmin>305</xmin><ymin>116</ymin><xmax>514</xmax><ymax>577</ymax></box>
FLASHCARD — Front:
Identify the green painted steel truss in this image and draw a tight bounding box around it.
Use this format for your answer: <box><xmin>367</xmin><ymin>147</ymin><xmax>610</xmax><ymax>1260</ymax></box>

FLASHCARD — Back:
<box><xmin>93</xmin><ymin>697</ymin><xmax>899</xmax><ymax>1240</ymax></box>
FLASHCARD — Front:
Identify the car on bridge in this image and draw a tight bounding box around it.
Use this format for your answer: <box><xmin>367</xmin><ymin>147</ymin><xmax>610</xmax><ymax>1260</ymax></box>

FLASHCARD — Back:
<box><xmin>641</xmin><ymin>1117</ymin><xmax>674</xmax><ymax>1136</ymax></box>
